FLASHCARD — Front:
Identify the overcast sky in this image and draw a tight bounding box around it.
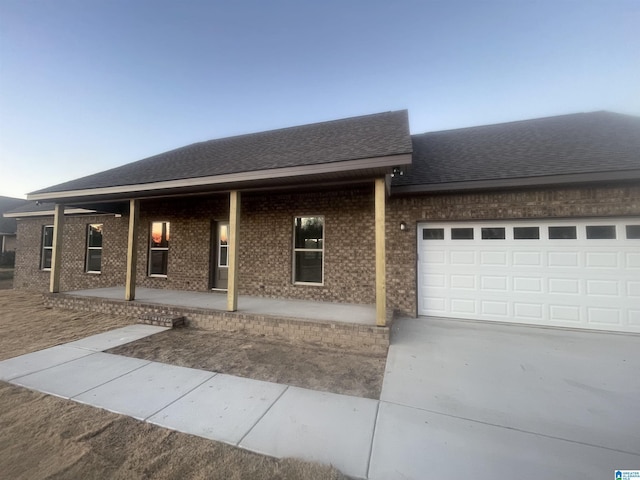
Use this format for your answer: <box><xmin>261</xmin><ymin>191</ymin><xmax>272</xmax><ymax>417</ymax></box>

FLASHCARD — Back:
<box><xmin>1</xmin><ymin>0</ymin><xmax>638</xmax><ymax>199</ymax></box>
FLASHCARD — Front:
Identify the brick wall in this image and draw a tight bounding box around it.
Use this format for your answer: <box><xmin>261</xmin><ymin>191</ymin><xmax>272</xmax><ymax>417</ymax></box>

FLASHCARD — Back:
<box><xmin>44</xmin><ymin>293</ymin><xmax>390</xmax><ymax>354</ymax></box>
<box><xmin>15</xmin><ymin>183</ymin><xmax>640</xmax><ymax>318</ymax></box>
<box><xmin>239</xmin><ymin>187</ymin><xmax>375</xmax><ymax>303</ymax></box>
<box><xmin>386</xmin><ymin>183</ymin><xmax>640</xmax><ymax>316</ymax></box>
<box><xmin>14</xmin><ymin>214</ymin><xmax>128</xmax><ymax>291</ymax></box>
<box><xmin>14</xmin><ymin>187</ymin><xmax>376</xmax><ymax>305</ymax></box>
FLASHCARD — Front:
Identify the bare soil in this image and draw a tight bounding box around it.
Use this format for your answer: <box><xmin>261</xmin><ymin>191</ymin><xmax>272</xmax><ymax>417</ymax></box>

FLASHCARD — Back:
<box><xmin>108</xmin><ymin>328</ymin><xmax>386</xmax><ymax>399</ymax></box>
<box><xmin>0</xmin><ymin>289</ymin><xmax>133</xmax><ymax>361</ymax></box>
<box><xmin>0</xmin><ymin>290</ymin><xmax>350</xmax><ymax>479</ymax></box>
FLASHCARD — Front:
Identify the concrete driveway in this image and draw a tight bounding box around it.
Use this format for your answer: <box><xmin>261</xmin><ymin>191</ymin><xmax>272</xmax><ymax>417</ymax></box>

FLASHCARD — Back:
<box><xmin>370</xmin><ymin>317</ymin><xmax>640</xmax><ymax>480</ymax></box>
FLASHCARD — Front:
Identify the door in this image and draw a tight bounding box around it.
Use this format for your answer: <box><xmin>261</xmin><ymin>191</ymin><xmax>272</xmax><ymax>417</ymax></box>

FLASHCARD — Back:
<box><xmin>211</xmin><ymin>221</ymin><xmax>229</xmax><ymax>290</ymax></box>
<box><xmin>417</xmin><ymin>218</ymin><xmax>640</xmax><ymax>333</ymax></box>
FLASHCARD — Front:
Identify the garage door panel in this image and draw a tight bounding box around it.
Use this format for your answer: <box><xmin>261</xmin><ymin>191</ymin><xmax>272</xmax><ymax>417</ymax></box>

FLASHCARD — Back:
<box><xmin>424</xmin><ymin>250</ymin><xmax>446</xmax><ymax>264</ymax></box>
<box><xmin>480</xmin><ymin>251</ymin><xmax>507</xmax><ymax>265</ymax></box>
<box><xmin>450</xmin><ymin>298</ymin><xmax>477</xmax><ymax>314</ymax></box>
<box><xmin>450</xmin><ymin>274</ymin><xmax>475</xmax><ymax>289</ymax></box>
<box><xmin>547</xmin><ymin>251</ymin><xmax>580</xmax><ymax>267</ymax></box>
<box><xmin>481</xmin><ymin>301</ymin><xmax>509</xmax><ymax>316</ymax></box>
<box><xmin>587</xmin><ymin>308</ymin><xmax>621</xmax><ymax>326</ymax></box>
<box><xmin>480</xmin><ymin>276</ymin><xmax>508</xmax><ymax>291</ymax></box>
<box><xmin>450</xmin><ymin>251</ymin><xmax>475</xmax><ymax>265</ymax></box>
<box><xmin>585</xmin><ymin>252</ymin><xmax>619</xmax><ymax>268</ymax></box>
<box><xmin>626</xmin><ymin>253</ymin><xmax>640</xmax><ymax>268</ymax></box>
<box><xmin>549</xmin><ymin>305</ymin><xmax>581</xmax><ymax>322</ymax></box>
<box><xmin>514</xmin><ymin>303</ymin><xmax>544</xmax><ymax>319</ymax></box>
<box><xmin>548</xmin><ymin>278</ymin><xmax>581</xmax><ymax>295</ymax></box>
<box><xmin>513</xmin><ymin>277</ymin><xmax>543</xmax><ymax>293</ymax></box>
<box><xmin>418</xmin><ymin>218</ymin><xmax>640</xmax><ymax>333</ymax></box>
<box><xmin>586</xmin><ymin>280</ymin><xmax>620</xmax><ymax>296</ymax></box>
<box><xmin>423</xmin><ymin>273</ymin><xmax>446</xmax><ymax>287</ymax></box>
<box><xmin>513</xmin><ymin>251</ymin><xmax>541</xmax><ymax>266</ymax></box>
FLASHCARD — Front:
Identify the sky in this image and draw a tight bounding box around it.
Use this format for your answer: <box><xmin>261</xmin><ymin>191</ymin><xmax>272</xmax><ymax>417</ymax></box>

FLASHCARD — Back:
<box><xmin>0</xmin><ymin>0</ymin><xmax>638</xmax><ymax>199</ymax></box>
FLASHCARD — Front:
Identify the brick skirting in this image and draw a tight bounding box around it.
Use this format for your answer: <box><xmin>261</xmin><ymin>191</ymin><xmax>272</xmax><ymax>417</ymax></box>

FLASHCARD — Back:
<box><xmin>43</xmin><ymin>293</ymin><xmax>392</xmax><ymax>355</ymax></box>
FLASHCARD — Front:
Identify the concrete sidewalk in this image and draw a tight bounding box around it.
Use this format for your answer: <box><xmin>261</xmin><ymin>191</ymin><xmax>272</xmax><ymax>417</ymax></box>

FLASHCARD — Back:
<box><xmin>2</xmin><ymin>320</ymin><xmax>639</xmax><ymax>479</ymax></box>
<box><xmin>0</xmin><ymin>325</ymin><xmax>378</xmax><ymax>478</ymax></box>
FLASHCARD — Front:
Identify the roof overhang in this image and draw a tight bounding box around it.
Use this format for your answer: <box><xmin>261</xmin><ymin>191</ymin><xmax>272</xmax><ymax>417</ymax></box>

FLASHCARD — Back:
<box><xmin>28</xmin><ymin>154</ymin><xmax>412</xmax><ymax>203</ymax></box>
<box><xmin>3</xmin><ymin>208</ymin><xmax>97</xmax><ymax>218</ymax></box>
<box><xmin>391</xmin><ymin>169</ymin><xmax>640</xmax><ymax>195</ymax></box>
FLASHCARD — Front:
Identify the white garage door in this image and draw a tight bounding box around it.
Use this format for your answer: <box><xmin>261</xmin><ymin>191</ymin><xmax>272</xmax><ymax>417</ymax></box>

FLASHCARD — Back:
<box><xmin>417</xmin><ymin>218</ymin><xmax>640</xmax><ymax>333</ymax></box>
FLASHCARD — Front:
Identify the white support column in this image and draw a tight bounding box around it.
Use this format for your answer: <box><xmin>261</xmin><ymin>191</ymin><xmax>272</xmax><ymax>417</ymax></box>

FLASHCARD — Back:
<box><xmin>227</xmin><ymin>190</ymin><xmax>241</xmax><ymax>312</ymax></box>
<box><xmin>375</xmin><ymin>178</ymin><xmax>387</xmax><ymax>326</ymax></box>
<box><xmin>49</xmin><ymin>204</ymin><xmax>64</xmax><ymax>293</ymax></box>
<box><xmin>125</xmin><ymin>199</ymin><xmax>139</xmax><ymax>301</ymax></box>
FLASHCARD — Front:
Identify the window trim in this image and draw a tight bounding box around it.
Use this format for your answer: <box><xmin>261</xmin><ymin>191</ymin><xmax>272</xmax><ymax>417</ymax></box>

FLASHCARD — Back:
<box><xmin>40</xmin><ymin>225</ymin><xmax>54</xmax><ymax>271</ymax></box>
<box><xmin>292</xmin><ymin>216</ymin><xmax>325</xmax><ymax>286</ymax></box>
<box><xmin>85</xmin><ymin>223</ymin><xmax>103</xmax><ymax>274</ymax></box>
<box><xmin>148</xmin><ymin>221</ymin><xmax>170</xmax><ymax>277</ymax></box>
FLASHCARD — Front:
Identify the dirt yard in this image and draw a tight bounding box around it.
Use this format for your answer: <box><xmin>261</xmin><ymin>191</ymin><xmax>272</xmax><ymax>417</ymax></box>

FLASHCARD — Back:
<box><xmin>108</xmin><ymin>328</ymin><xmax>385</xmax><ymax>399</ymax></box>
<box><xmin>0</xmin><ymin>290</ymin><xmax>351</xmax><ymax>479</ymax></box>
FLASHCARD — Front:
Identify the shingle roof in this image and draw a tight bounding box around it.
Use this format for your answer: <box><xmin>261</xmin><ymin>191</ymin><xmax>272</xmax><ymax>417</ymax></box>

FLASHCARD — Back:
<box><xmin>394</xmin><ymin>111</ymin><xmax>640</xmax><ymax>189</ymax></box>
<box><xmin>31</xmin><ymin>110</ymin><xmax>412</xmax><ymax>195</ymax></box>
<box><xmin>0</xmin><ymin>196</ymin><xmax>28</xmax><ymax>233</ymax></box>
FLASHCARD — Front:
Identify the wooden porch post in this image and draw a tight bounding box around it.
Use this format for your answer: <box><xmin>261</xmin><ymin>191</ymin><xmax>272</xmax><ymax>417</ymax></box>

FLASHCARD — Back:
<box><xmin>49</xmin><ymin>204</ymin><xmax>64</xmax><ymax>293</ymax></box>
<box><xmin>227</xmin><ymin>190</ymin><xmax>241</xmax><ymax>312</ymax></box>
<box><xmin>125</xmin><ymin>199</ymin><xmax>139</xmax><ymax>301</ymax></box>
<box><xmin>375</xmin><ymin>178</ymin><xmax>387</xmax><ymax>326</ymax></box>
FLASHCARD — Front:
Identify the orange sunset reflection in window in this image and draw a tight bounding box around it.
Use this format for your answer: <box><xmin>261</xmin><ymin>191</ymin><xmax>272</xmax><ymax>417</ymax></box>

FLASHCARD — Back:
<box><xmin>151</xmin><ymin>222</ymin><xmax>170</xmax><ymax>246</ymax></box>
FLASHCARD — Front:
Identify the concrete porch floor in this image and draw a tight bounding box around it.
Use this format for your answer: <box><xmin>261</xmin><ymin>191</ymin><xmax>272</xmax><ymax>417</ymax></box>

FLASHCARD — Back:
<box><xmin>67</xmin><ymin>287</ymin><xmax>377</xmax><ymax>326</ymax></box>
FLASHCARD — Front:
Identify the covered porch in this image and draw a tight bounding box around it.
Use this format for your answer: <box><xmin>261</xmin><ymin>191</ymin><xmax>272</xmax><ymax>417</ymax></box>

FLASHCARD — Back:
<box><xmin>44</xmin><ymin>287</ymin><xmax>392</xmax><ymax>354</ymax></box>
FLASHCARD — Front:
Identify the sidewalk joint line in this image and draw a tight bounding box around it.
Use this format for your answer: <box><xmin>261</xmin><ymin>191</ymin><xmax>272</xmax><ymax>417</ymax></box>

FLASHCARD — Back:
<box><xmin>5</xmin><ymin>349</ymin><xmax>98</xmax><ymax>382</ymax></box>
<box><xmin>236</xmin><ymin>384</ymin><xmax>290</xmax><ymax>446</ymax></box>
<box><xmin>379</xmin><ymin>399</ymin><xmax>640</xmax><ymax>457</ymax></box>
<box><xmin>142</xmin><ymin>367</ymin><xmax>218</xmax><ymax>421</ymax></box>
<box><xmin>69</xmin><ymin>358</ymin><xmax>152</xmax><ymax>399</ymax></box>
<box><xmin>365</xmin><ymin>400</ymin><xmax>381</xmax><ymax>479</ymax></box>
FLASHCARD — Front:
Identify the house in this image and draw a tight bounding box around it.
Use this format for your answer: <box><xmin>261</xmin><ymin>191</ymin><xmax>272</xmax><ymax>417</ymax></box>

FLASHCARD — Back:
<box><xmin>5</xmin><ymin>110</ymin><xmax>640</xmax><ymax>338</ymax></box>
<box><xmin>0</xmin><ymin>196</ymin><xmax>28</xmax><ymax>260</ymax></box>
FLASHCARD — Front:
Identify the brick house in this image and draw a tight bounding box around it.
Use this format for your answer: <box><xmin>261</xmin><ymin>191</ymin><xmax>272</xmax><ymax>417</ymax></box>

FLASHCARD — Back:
<box><xmin>0</xmin><ymin>196</ymin><xmax>28</xmax><ymax>258</ymax></box>
<box><xmin>6</xmin><ymin>110</ymin><xmax>640</xmax><ymax>334</ymax></box>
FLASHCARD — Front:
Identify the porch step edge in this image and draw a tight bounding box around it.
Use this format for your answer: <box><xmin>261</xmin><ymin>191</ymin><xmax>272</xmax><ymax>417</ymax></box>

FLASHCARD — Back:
<box><xmin>138</xmin><ymin>313</ymin><xmax>185</xmax><ymax>328</ymax></box>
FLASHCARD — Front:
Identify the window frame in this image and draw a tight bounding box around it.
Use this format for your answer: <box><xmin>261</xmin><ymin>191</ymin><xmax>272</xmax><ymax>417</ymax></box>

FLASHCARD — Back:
<box><xmin>148</xmin><ymin>221</ymin><xmax>170</xmax><ymax>277</ymax></box>
<box><xmin>85</xmin><ymin>223</ymin><xmax>103</xmax><ymax>274</ymax></box>
<box><xmin>292</xmin><ymin>216</ymin><xmax>324</xmax><ymax>286</ymax></box>
<box><xmin>218</xmin><ymin>223</ymin><xmax>229</xmax><ymax>268</ymax></box>
<box><xmin>40</xmin><ymin>225</ymin><xmax>54</xmax><ymax>271</ymax></box>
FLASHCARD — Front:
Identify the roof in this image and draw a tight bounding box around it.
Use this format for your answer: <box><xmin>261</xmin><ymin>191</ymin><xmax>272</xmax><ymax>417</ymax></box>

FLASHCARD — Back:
<box><xmin>29</xmin><ymin>110</ymin><xmax>412</xmax><ymax>201</ymax></box>
<box><xmin>3</xmin><ymin>202</ymin><xmax>96</xmax><ymax>218</ymax></box>
<box><xmin>0</xmin><ymin>196</ymin><xmax>28</xmax><ymax>234</ymax></box>
<box><xmin>394</xmin><ymin>111</ymin><xmax>640</xmax><ymax>192</ymax></box>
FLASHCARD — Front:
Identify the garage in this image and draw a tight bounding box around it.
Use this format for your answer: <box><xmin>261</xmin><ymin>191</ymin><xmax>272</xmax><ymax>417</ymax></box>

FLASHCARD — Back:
<box><xmin>417</xmin><ymin>218</ymin><xmax>640</xmax><ymax>333</ymax></box>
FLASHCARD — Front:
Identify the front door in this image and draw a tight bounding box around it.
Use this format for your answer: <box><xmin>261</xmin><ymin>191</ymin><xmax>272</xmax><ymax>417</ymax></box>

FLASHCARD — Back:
<box><xmin>212</xmin><ymin>221</ymin><xmax>229</xmax><ymax>290</ymax></box>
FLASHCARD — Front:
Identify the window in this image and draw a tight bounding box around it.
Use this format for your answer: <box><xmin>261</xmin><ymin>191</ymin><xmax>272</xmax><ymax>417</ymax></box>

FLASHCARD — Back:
<box><xmin>549</xmin><ymin>226</ymin><xmax>577</xmax><ymax>239</ymax></box>
<box><xmin>86</xmin><ymin>224</ymin><xmax>103</xmax><ymax>273</ymax></box>
<box><xmin>626</xmin><ymin>225</ymin><xmax>640</xmax><ymax>239</ymax></box>
<box><xmin>586</xmin><ymin>225</ymin><xmax>616</xmax><ymax>239</ymax></box>
<box><xmin>40</xmin><ymin>225</ymin><xmax>54</xmax><ymax>270</ymax></box>
<box><xmin>218</xmin><ymin>224</ymin><xmax>228</xmax><ymax>267</ymax></box>
<box><xmin>423</xmin><ymin>228</ymin><xmax>445</xmax><ymax>240</ymax></box>
<box><xmin>293</xmin><ymin>216</ymin><xmax>323</xmax><ymax>284</ymax></box>
<box><xmin>149</xmin><ymin>221</ymin><xmax>170</xmax><ymax>276</ymax></box>
<box><xmin>481</xmin><ymin>227</ymin><xmax>506</xmax><ymax>240</ymax></box>
<box><xmin>514</xmin><ymin>226</ymin><xmax>540</xmax><ymax>240</ymax></box>
<box><xmin>451</xmin><ymin>228</ymin><xmax>474</xmax><ymax>240</ymax></box>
